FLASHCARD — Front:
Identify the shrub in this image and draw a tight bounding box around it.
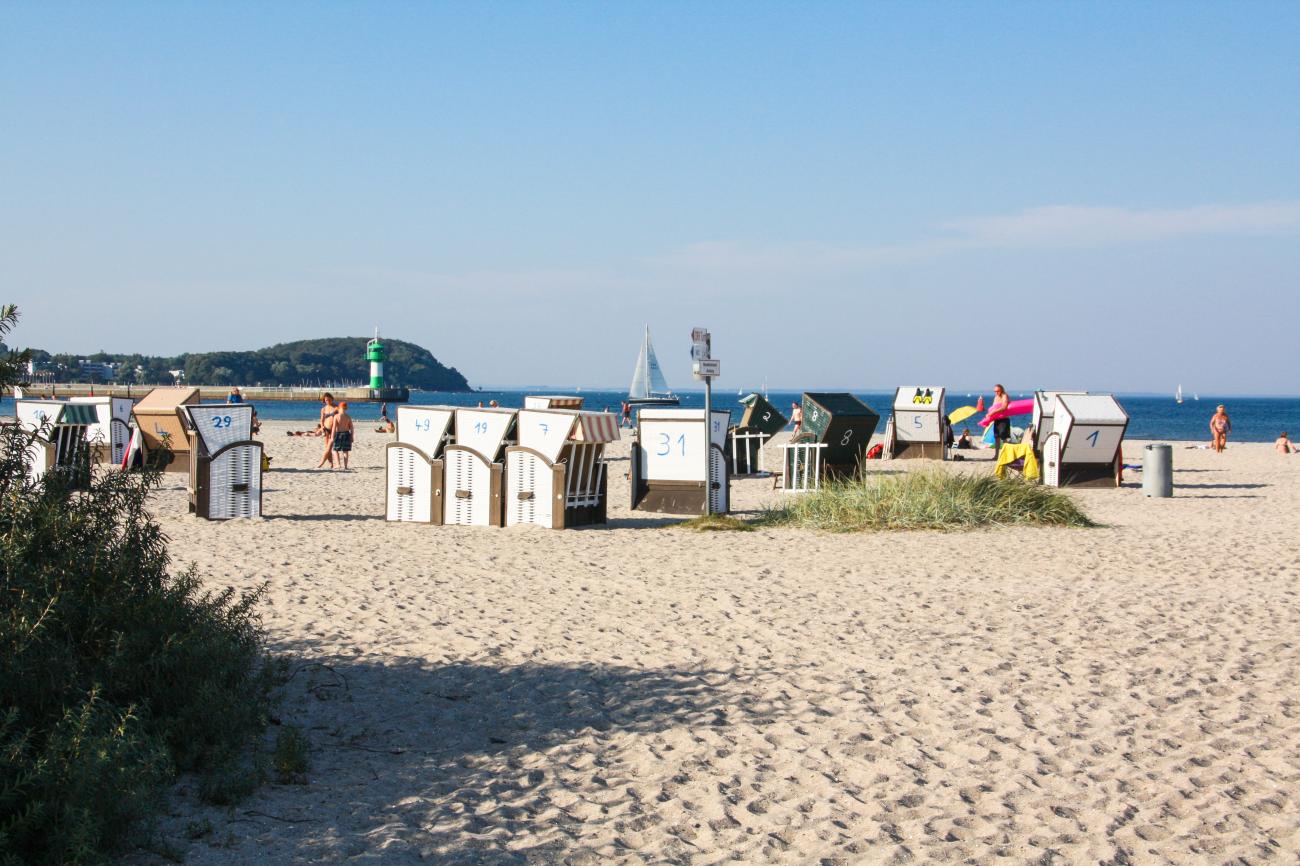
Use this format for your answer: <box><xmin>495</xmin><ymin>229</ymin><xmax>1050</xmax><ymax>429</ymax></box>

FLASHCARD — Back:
<box><xmin>0</xmin><ymin>417</ymin><xmax>274</xmax><ymax>863</ymax></box>
<box><xmin>673</xmin><ymin>514</ymin><xmax>754</xmax><ymax>532</ymax></box>
<box><xmin>760</xmin><ymin>467</ymin><xmax>1095</xmax><ymax>532</ymax></box>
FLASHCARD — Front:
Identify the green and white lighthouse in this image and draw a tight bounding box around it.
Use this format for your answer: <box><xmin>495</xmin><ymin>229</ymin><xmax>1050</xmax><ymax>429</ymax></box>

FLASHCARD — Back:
<box><xmin>366</xmin><ymin>329</ymin><xmax>386</xmax><ymax>390</ymax></box>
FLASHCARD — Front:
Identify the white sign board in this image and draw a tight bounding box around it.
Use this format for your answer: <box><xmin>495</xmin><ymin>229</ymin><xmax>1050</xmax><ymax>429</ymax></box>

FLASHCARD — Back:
<box><xmin>691</xmin><ymin>327</ymin><xmax>711</xmax><ymax>361</ymax></box>
<box><xmin>694</xmin><ymin>359</ymin><xmax>721</xmax><ymax>378</ymax></box>
<box><xmin>454</xmin><ymin>408</ymin><xmax>516</xmax><ymax>460</ymax></box>
<box><xmin>396</xmin><ymin>406</ymin><xmax>455</xmax><ymax>457</ymax></box>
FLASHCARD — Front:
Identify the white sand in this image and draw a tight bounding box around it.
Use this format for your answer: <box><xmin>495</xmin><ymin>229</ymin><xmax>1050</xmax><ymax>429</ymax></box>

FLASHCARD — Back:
<box><xmin>150</xmin><ymin>421</ymin><xmax>1299</xmax><ymax>864</ymax></box>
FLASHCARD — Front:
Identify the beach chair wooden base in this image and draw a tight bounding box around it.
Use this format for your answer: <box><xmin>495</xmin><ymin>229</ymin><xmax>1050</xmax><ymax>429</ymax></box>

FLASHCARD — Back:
<box><xmin>889</xmin><ymin>441</ymin><xmax>947</xmax><ymax>460</ymax></box>
<box><xmin>629</xmin><ymin>445</ymin><xmax>729</xmax><ymax>514</ymax></box>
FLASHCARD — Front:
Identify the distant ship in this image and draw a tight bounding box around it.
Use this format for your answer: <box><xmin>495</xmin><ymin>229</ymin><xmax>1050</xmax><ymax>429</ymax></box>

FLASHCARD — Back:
<box><xmin>627</xmin><ymin>326</ymin><xmax>679</xmax><ymax>407</ymax></box>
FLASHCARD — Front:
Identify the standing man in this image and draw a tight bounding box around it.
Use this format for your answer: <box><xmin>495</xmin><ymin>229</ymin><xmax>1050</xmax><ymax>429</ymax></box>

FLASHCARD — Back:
<box><xmin>790</xmin><ymin>401</ymin><xmax>803</xmax><ymax>436</ymax></box>
<box><xmin>227</xmin><ymin>386</ymin><xmax>244</xmax><ymax>404</ymax></box>
<box><xmin>990</xmin><ymin>384</ymin><xmax>1012</xmax><ymax>457</ymax></box>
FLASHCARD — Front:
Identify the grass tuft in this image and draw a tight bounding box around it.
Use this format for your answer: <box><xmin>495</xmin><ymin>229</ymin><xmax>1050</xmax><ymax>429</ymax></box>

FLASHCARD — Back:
<box><xmin>759</xmin><ymin>468</ymin><xmax>1096</xmax><ymax>532</ymax></box>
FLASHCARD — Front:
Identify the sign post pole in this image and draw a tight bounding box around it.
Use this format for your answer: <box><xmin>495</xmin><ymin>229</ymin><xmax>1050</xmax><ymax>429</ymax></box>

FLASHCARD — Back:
<box><xmin>691</xmin><ymin>327</ymin><xmax>717</xmax><ymax>517</ymax></box>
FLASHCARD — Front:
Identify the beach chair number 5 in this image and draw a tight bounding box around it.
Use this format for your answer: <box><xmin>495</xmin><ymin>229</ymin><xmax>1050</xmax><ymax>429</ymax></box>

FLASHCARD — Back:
<box><xmin>841</xmin><ymin>429</ymin><xmax>854</xmax><ymax>446</ymax></box>
<box><xmin>1087</xmin><ymin>430</ymin><xmax>1100</xmax><ymax>447</ymax></box>
<box><xmin>656</xmin><ymin>433</ymin><xmax>687</xmax><ymax>457</ymax></box>
<box><xmin>913</xmin><ymin>415</ymin><xmax>923</xmax><ymax>429</ymax></box>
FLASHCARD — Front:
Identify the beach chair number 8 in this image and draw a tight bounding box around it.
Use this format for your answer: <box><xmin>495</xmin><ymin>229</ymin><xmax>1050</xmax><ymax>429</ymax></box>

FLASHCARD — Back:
<box><xmin>841</xmin><ymin>429</ymin><xmax>854</xmax><ymax>446</ymax></box>
<box><xmin>1087</xmin><ymin>430</ymin><xmax>1099</xmax><ymax>447</ymax></box>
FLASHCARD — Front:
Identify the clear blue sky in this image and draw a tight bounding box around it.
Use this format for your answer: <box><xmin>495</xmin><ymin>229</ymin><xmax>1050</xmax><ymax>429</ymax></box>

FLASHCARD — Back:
<box><xmin>3</xmin><ymin>2</ymin><xmax>1298</xmax><ymax>393</ymax></box>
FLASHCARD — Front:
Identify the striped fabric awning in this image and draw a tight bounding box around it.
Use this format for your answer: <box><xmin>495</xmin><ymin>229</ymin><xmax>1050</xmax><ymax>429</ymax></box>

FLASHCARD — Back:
<box><xmin>572</xmin><ymin>412</ymin><xmax>619</xmax><ymax>443</ymax></box>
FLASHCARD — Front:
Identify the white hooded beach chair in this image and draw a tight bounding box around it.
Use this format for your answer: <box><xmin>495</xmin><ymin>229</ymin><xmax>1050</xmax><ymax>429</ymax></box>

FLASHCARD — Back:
<box><xmin>504</xmin><ymin>409</ymin><xmax>618</xmax><ymax>528</ymax></box>
<box><xmin>884</xmin><ymin>386</ymin><xmax>947</xmax><ymax>460</ymax></box>
<box><xmin>15</xmin><ymin>399</ymin><xmax>97</xmax><ymax>487</ymax></box>
<box><xmin>1041</xmin><ymin>394</ymin><xmax>1129</xmax><ymax>488</ymax></box>
<box><xmin>630</xmin><ymin>408</ymin><xmax>731</xmax><ymax>515</ymax></box>
<box><xmin>385</xmin><ymin>406</ymin><xmax>455</xmax><ymax>523</ymax></box>
<box><xmin>70</xmin><ymin>396</ymin><xmax>134</xmax><ymax>467</ymax></box>
<box><xmin>442</xmin><ymin>407</ymin><xmax>517</xmax><ymax>526</ymax></box>
<box><xmin>1031</xmin><ymin>391</ymin><xmax>1089</xmax><ymax>454</ymax></box>
<box><xmin>183</xmin><ymin>404</ymin><xmax>263</xmax><ymax>519</ymax></box>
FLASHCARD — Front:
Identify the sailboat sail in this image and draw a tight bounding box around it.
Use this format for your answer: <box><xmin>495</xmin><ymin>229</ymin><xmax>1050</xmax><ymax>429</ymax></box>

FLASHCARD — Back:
<box><xmin>628</xmin><ymin>327</ymin><xmax>674</xmax><ymax>400</ymax></box>
<box><xmin>1176</xmin><ymin>384</ymin><xmax>1183</xmax><ymax>404</ymax></box>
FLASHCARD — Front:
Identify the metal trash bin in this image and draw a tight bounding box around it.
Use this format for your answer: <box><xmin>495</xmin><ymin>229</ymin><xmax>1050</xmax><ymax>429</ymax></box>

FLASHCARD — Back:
<box><xmin>1142</xmin><ymin>444</ymin><xmax>1172</xmax><ymax>497</ymax></box>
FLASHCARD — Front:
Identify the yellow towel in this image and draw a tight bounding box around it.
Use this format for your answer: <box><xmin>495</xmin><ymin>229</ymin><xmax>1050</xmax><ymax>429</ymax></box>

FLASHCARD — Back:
<box><xmin>994</xmin><ymin>442</ymin><xmax>1040</xmax><ymax>481</ymax></box>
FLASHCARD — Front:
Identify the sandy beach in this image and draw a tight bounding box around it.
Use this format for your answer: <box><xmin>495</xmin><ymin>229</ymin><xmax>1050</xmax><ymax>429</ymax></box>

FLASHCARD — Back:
<box><xmin>148</xmin><ymin>420</ymin><xmax>1300</xmax><ymax>865</ymax></box>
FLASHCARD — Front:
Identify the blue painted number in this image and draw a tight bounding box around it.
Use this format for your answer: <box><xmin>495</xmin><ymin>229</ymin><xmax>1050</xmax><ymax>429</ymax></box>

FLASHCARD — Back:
<box><xmin>1087</xmin><ymin>430</ymin><xmax>1100</xmax><ymax>447</ymax></box>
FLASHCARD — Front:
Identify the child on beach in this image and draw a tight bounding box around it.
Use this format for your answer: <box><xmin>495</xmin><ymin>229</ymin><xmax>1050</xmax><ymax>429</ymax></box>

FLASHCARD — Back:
<box><xmin>332</xmin><ymin>402</ymin><xmax>355</xmax><ymax>469</ymax></box>
<box><xmin>1276</xmin><ymin>432</ymin><xmax>1296</xmax><ymax>454</ymax></box>
<box><xmin>1210</xmin><ymin>404</ymin><xmax>1232</xmax><ymax>453</ymax></box>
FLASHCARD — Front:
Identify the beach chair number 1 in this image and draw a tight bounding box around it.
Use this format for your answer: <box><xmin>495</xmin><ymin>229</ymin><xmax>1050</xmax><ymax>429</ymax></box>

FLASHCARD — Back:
<box><xmin>1087</xmin><ymin>430</ymin><xmax>1100</xmax><ymax>447</ymax></box>
<box><xmin>656</xmin><ymin>433</ymin><xmax>687</xmax><ymax>457</ymax></box>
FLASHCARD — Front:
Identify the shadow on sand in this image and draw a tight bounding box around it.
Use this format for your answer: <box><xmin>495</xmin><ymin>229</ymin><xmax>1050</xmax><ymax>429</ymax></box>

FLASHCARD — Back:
<box><xmin>189</xmin><ymin>649</ymin><xmax>794</xmax><ymax>864</ymax></box>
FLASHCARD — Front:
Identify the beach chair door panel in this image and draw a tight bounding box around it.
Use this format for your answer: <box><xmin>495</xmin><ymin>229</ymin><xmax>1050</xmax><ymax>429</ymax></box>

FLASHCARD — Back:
<box><xmin>444</xmin><ymin>447</ymin><xmax>493</xmax><ymax>526</ymax></box>
<box><xmin>387</xmin><ymin>445</ymin><xmax>432</xmax><ymax>523</ymax></box>
<box><xmin>210</xmin><ymin>445</ymin><xmax>261</xmax><ymax>519</ymax></box>
<box><xmin>505</xmin><ymin>449</ymin><xmax>554</xmax><ymax>528</ymax></box>
<box><xmin>709</xmin><ymin>444</ymin><xmax>729</xmax><ymax>514</ymax></box>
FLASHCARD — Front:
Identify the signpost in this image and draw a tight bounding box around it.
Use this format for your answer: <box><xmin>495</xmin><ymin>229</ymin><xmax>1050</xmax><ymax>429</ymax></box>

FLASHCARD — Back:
<box><xmin>691</xmin><ymin>328</ymin><xmax>719</xmax><ymax>515</ymax></box>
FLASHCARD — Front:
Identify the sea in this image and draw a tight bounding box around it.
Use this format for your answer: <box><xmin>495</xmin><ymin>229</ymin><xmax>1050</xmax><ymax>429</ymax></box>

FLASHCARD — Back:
<box><xmin>8</xmin><ymin>390</ymin><xmax>1296</xmax><ymax>443</ymax></box>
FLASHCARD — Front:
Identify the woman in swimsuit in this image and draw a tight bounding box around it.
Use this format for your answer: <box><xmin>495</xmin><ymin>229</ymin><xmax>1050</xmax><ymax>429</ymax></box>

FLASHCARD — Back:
<box><xmin>316</xmin><ymin>392</ymin><xmax>338</xmax><ymax>468</ymax></box>
<box><xmin>1209</xmin><ymin>404</ymin><xmax>1232</xmax><ymax>453</ymax></box>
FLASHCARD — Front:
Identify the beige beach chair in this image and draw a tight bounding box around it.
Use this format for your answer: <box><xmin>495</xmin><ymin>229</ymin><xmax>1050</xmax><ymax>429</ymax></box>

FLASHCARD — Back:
<box><xmin>131</xmin><ymin>387</ymin><xmax>200</xmax><ymax>473</ymax></box>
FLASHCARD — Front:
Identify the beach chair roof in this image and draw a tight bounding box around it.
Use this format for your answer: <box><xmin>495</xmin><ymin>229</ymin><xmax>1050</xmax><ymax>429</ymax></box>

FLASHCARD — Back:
<box><xmin>523</xmin><ymin>395</ymin><xmax>584</xmax><ymax>410</ymax></box>
<box><xmin>892</xmin><ymin>386</ymin><xmax>945</xmax><ymax>412</ymax></box>
<box><xmin>134</xmin><ymin>387</ymin><xmax>200</xmax><ymax>412</ymax></box>
<box><xmin>15</xmin><ymin>399</ymin><xmax>96</xmax><ymax>431</ymax></box>
<box><xmin>185</xmin><ymin>405</ymin><xmax>254</xmax><ymax>451</ymax></box>
<box><xmin>517</xmin><ymin>409</ymin><xmax>618</xmax><ymax>463</ymax></box>
<box><xmin>454</xmin><ymin>407</ymin><xmax>517</xmax><ymax>460</ymax></box>
<box><xmin>1056</xmin><ymin>393</ymin><xmax>1128</xmax><ymax>425</ymax></box>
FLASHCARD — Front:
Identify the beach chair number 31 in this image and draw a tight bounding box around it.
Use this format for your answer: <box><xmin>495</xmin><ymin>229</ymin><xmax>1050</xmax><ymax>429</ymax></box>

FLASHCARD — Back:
<box><xmin>657</xmin><ymin>433</ymin><xmax>687</xmax><ymax>457</ymax></box>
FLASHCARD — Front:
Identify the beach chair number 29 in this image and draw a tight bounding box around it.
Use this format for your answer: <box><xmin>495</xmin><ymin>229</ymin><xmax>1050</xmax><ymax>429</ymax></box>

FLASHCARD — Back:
<box><xmin>211</xmin><ymin>415</ymin><xmax>233</xmax><ymax>429</ymax></box>
<box><xmin>1086</xmin><ymin>430</ymin><xmax>1100</xmax><ymax>447</ymax></box>
<box><xmin>656</xmin><ymin>433</ymin><xmax>687</xmax><ymax>457</ymax></box>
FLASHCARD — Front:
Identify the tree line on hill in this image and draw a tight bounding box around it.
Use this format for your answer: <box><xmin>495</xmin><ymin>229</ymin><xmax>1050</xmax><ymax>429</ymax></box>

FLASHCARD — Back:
<box><xmin>18</xmin><ymin>336</ymin><xmax>471</xmax><ymax>391</ymax></box>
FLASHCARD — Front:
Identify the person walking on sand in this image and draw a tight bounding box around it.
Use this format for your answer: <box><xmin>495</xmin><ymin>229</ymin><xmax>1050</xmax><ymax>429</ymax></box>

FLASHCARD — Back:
<box><xmin>332</xmin><ymin>402</ymin><xmax>355</xmax><ymax>469</ymax></box>
<box><xmin>1210</xmin><ymin>404</ymin><xmax>1232</xmax><ymax>453</ymax></box>
<box><xmin>790</xmin><ymin>402</ymin><xmax>803</xmax><ymax>436</ymax></box>
<box><xmin>620</xmin><ymin>401</ymin><xmax>632</xmax><ymax>428</ymax></box>
<box><xmin>1275</xmin><ymin>431</ymin><xmax>1296</xmax><ymax>454</ymax></box>
<box><xmin>989</xmin><ymin>384</ymin><xmax>1012</xmax><ymax>457</ymax></box>
<box><xmin>316</xmin><ymin>392</ymin><xmax>338</xmax><ymax>468</ymax></box>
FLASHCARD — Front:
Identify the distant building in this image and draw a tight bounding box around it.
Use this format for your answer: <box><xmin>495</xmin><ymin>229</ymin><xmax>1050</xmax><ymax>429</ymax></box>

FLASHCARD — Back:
<box><xmin>78</xmin><ymin>359</ymin><xmax>117</xmax><ymax>380</ymax></box>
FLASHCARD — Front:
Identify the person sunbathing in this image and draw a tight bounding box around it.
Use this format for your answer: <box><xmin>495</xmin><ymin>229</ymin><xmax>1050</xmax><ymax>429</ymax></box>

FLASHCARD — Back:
<box><xmin>1276</xmin><ymin>432</ymin><xmax>1297</xmax><ymax>454</ymax></box>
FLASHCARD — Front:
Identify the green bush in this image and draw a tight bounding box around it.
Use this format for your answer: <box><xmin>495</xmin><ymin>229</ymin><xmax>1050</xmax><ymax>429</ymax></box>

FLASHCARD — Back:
<box><xmin>0</xmin><ymin>424</ymin><xmax>274</xmax><ymax>864</ymax></box>
<box><xmin>760</xmin><ymin>467</ymin><xmax>1096</xmax><ymax>532</ymax></box>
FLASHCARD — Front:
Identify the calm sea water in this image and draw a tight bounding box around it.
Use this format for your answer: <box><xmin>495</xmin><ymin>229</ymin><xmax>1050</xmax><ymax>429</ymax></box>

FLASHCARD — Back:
<box><xmin>8</xmin><ymin>390</ymin><xmax>1294</xmax><ymax>443</ymax></box>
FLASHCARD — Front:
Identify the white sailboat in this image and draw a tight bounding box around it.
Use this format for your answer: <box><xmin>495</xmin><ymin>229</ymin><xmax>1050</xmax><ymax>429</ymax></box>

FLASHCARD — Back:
<box><xmin>1176</xmin><ymin>384</ymin><xmax>1183</xmax><ymax>404</ymax></box>
<box><xmin>627</xmin><ymin>326</ymin><xmax>679</xmax><ymax>407</ymax></box>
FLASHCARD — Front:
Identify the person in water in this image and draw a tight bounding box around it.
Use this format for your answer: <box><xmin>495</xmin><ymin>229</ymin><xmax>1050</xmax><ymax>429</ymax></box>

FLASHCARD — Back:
<box><xmin>332</xmin><ymin>402</ymin><xmax>355</xmax><ymax>469</ymax></box>
<box><xmin>1275</xmin><ymin>431</ymin><xmax>1296</xmax><ymax>454</ymax></box>
<box><xmin>990</xmin><ymin>384</ymin><xmax>1012</xmax><ymax>456</ymax></box>
<box><xmin>1209</xmin><ymin>404</ymin><xmax>1232</xmax><ymax>453</ymax></box>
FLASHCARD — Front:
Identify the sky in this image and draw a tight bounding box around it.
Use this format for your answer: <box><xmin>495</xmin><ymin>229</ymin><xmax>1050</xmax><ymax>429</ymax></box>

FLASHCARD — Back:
<box><xmin>2</xmin><ymin>2</ymin><xmax>1298</xmax><ymax>394</ymax></box>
